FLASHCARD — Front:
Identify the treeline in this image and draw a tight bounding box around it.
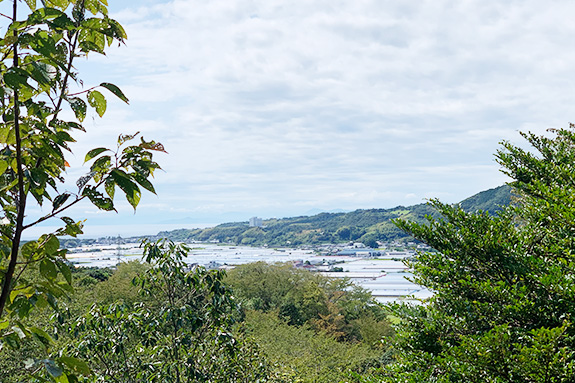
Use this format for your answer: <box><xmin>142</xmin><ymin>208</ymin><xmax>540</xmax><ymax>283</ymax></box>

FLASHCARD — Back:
<box><xmin>152</xmin><ymin>185</ymin><xmax>511</xmax><ymax>247</ymax></box>
<box><xmin>58</xmin><ymin>186</ymin><xmax>511</xmax><ymax>250</ymax></box>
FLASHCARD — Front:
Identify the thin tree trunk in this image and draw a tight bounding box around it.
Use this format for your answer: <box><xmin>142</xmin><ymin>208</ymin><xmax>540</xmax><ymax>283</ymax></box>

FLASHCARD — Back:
<box><xmin>0</xmin><ymin>0</ymin><xmax>26</xmax><ymax>318</ymax></box>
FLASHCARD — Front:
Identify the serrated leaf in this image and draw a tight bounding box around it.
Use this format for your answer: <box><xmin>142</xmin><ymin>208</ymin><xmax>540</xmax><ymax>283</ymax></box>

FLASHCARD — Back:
<box><xmin>69</xmin><ymin>97</ymin><xmax>86</xmax><ymax>122</ymax></box>
<box><xmin>84</xmin><ymin>147</ymin><xmax>108</xmax><ymax>163</ymax></box>
<box><xmin>100</xmin><ymin>82</ymin><xmax>128</xmax><ymax>104</ymax></box>
<box><xmin>52</xmin><ymin>193</ymin><xmax>70</xmax><ymax>211</ymax></box>
<box><xmin>87</xmin><ymin>89</ymin><xmax>106</xmax><ymax>117</ymax></box>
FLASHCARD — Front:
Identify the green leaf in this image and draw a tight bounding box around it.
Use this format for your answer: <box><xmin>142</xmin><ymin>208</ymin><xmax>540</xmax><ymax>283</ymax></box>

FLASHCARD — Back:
<box><xmin>57</xmin><ymin>261</ymin><xmax>72</xmax><ymax>285</ymax></box>
<box><xmin>87</xmin><ymin>89</ymin><xmax>106</xmax><ymax>117</ymax></box>
<box><xmin>90</xmin><ymin>156</ymin><xmax>111</xmax><ymax>181</ymax></box>
<box><xmin>0</xmin><ymin>319</ymin><xmax>8</xmax><ymax>331</ymax></box>
<box><xmin>58</xmin><ymin>356</ymin><xmax>91</xmax><ymax>376</ymax></box>
<box><xmin>0</xmin><ymin>244</ymin><xmax>11</xmax><ymax>259</ymax></box>
<box><xmin>58</xmin><ymin>217</ymin><xmax>84</xmax><ymax>237</ymax></box>
<box><xmin>84</xmin><ymin>147</ymin><xmax>108</xmax><ymax>163</ymax></box>
<box><xmin>21</xmin><ymin>240</ymin><xmax>38</xmax><ymax>259</ymax></box>
<box><xmin>44</xmin><ymin>235</ymin><xmax>60</xmax><ymax>255</ymax></box>
<box><xmin>66</xmin><ymin>121</ymin><xmax>85</xmax><ymax>132</ymax></box>
<box><xmin>0</xmin><ymin>125</ymin><xmax>16</xmax><ymax>145</ymax></box>
<box><xmin>60</xmin><ymin>217</ymin><xmax>75</xmax><ymax>226</ymax></box>
<box><xmin>29</xmin><ymin>326</ymin><xmax>54</xmax><ymax>346</ymax></box>
<box><xmin>52</xmin><ymin>192</ymin><xmax>70</xmax><ymax>211</ymax></box>
<box><xmin>69</xmin><ymin>97</ymin><xmax>86</xmax><ymax>122</ymax></box>
<box><xmin>24</xmin><ymin>0</ymin><xmax>36</xmax><ymax>11</ymax></box>
<box><xmin>27</xmin><ymin>7</ymin><xmax>66</xmax><ymax>24</ymax></box>
<box><xmin>105</xmin><ymin>176</ymin><xmax>115</xmax><ymax>199</ymax></box>
<box><xmin>4</xmin><ymin>68</ymin><xmax>33</xmax><ymax>90</ymax></box>
<box><xmin>40</xmin><ymin>259</ymin><xmax>58</xmax><ymax>280</ymax></box>
<box><xmin>100</xmin><ymin>82</ymin><xmax>129</xmax><ymax>104</ymax></box>
<box><xmin>12</xmin><ymin>324</ymin><xmax>27</xmax><ymax>339</ymax></box>
<box><xmin>132</xmin><ymin>172</ymin><xmax>156</xmax><ymax>194</ymax></box>
<box><xmin>29</xmin><ymin>62</ymin><xmax>57</xmax><ymax>86</ymax></box>
<box><xmin>82</xmin><ymin>186</ymin><xmax>115</xmax><ymax>211</ymax></box>
<box><xmin>72</xmin><ymin>0</ymin><xmax>85</xmax><ymax>22</ymax></box>
<box><xmin>0</xmin><ymin>161</ymin><xmax>8</xmax><ymax>176</ymax></box>
<box><xmin>109</xmin><ymin>18</ymin><xmax>127</xmax><ymax>40</ymax></box>
<box><xmin>110</xmin><ymin>169</ymin><xmax>141</xmax><ymax>209</ymax></box>
<box><xmin>79</xmin><ymin>40</ymin><xmax>104</xmax><ymax>54</ymax></box>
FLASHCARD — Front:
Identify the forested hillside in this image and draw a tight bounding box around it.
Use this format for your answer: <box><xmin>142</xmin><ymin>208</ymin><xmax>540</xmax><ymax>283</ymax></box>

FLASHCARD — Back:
<box><xmin>152</xmin><ymin>185</ymin><xmax>511</xmax><ymax>247</ymax></box>
<box><xmin>459</xmin><ymin>183</ymin><xmax>513</xmax><ymax>214</ymax></box>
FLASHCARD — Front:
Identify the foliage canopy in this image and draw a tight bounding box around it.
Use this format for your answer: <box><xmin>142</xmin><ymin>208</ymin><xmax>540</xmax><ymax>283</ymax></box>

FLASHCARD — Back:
<box><xmin>0</xmin><ymin>0</ymin><xmax>163</xmax><ymax>380</ymax></box>
<box><xmin>388</xmin><ymin>126</ymin><xmax>575</xmax><ymax>382</ymax></box>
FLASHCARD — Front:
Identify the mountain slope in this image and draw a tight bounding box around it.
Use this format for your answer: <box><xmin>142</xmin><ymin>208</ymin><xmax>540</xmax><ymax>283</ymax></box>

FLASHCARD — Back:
<box><xmin>154</xmin><ymin>185</ymin><xmax>512</xmax><ymax>247</ymax></box>
<box><xmin>458</xmin><ymin>184</ymin><xmax>512</xmax><ymax>214</ymax></box>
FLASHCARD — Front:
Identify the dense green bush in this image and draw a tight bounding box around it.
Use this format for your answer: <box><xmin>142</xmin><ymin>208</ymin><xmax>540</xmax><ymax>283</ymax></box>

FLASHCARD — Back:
<box><xmin>225</xmin><ymin>261</ymin><xmax>391</xmax><ymax>343</ymax></box>
<box><xmin>245</xmin><ymin>310</ymin><xmax>388</xmax><ymax>383</ymax></box>
<box><xmin>387</xmin><ymin>126</ymin><xmax>575</xmax><ymax>382</ymax></box>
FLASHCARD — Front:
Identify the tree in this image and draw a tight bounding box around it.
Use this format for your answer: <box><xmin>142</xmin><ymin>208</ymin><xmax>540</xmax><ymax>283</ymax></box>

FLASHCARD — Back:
<box><xmin>386</xmin><ymin>126</ymin><xmax>575</xmax><ymax>382</ymax></box>
<box><xmin>0</xmin><ymin>1</ymin><xmax>162</xmax><ymax>380</ymax></box>
<box><xmin>66</xmin><ymin>240</ymin><xmax>269</xmax><ymax>382</ymax></box>
<box><xmin>226</xmin><ymin>262</ymin><xmax>391</xmax><ymax>342</ymax></box>
<box><xmin>245</xmin><ymin>310</ymin><xmax>385</xmax><ymax>383</ymax></box>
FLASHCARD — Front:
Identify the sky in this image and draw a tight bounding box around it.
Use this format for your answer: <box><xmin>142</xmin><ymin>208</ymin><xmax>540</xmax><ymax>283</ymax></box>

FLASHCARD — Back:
<box><xmin>22</xmin><ymin>0</ymin><xmax>575</xmax><ymax>236</ymax></box>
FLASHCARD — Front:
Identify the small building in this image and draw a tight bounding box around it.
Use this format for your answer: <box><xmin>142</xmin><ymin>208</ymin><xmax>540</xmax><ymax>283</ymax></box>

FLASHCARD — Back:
<box><xmin>249</xmin><ymin>217</ymin><xmax>263</xmax><ymax>227</ymax></box>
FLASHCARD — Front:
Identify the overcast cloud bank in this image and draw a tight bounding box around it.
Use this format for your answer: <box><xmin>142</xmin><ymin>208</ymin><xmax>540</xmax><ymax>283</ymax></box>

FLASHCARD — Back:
<box><xmin>27</xmin><ymin>0</ymin><xmax>575</xmax><ymax>230</ymax></box>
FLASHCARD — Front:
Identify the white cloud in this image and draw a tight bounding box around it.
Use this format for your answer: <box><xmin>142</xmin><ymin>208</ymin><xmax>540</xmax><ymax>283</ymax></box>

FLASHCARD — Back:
<box><xmin>39</xmin><ymin>0</ymin><xmax>575</xmax><ymax>229</ymax></box>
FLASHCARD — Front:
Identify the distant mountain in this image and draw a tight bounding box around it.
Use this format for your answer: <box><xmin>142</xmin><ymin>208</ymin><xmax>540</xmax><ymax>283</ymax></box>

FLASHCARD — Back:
<box><xmin>145</xmin><ymin>185</ymin><xmax>513</xmax><ymax>248</ymax></box>
<box><xmin>58</xmin><ymin>185</ymin><xmax>513</xmax><ymax>249</ymax></box>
